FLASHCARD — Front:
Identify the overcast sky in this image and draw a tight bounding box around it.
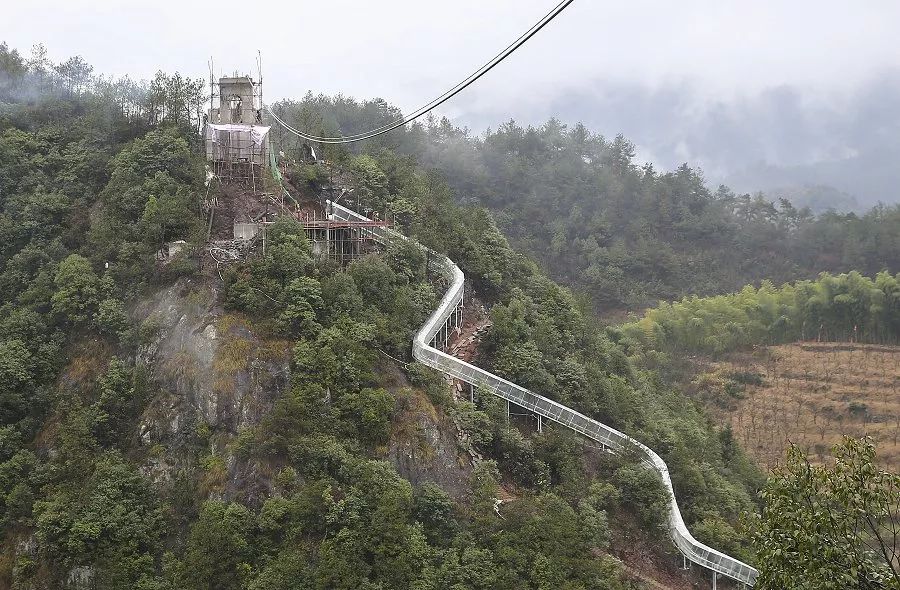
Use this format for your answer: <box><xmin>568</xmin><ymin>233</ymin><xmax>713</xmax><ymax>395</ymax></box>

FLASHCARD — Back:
<box><xmin>5</xmin><ymin>0</ymin><xmax>900</xmax><ymax>203</ymax></box>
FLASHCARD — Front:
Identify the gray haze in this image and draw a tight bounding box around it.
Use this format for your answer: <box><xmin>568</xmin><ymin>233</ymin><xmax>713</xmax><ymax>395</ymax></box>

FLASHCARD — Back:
<box><xmin>5</xmin><ymin>0</ymin><xmax>900</xmax><ymax>208</ymax></box>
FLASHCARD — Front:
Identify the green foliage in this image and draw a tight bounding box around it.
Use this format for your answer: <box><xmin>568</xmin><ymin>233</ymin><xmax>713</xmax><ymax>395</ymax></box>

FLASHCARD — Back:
<box><xmin>492</xmin><ymin>427</ymin><xmax>550</xmax><ymax>489</ymax></box>
<box><xmin>92</xmin><ymin>358</ymin><xmax>144</xmax><ymax>448</ymax></box>
<box><xmin>470</xmin><ymin>460</ymin><xmax>501</xmax><ymax>518</ymax></box>
<box><xmin>335</xmin><ymin>387</ymin><xmax>395</xmax><ymax>445</ymax></box>
<box><xmin>350</xmin><ymin>154</ymin><xmax>389</xmax><ymax>212</ymax></box>
<box><xmin>276</xmin><ymin>276</ymin><xmax>324</xmax><ymax>337</ymax></box>
<box><xmin>449</xmin><ymin>401</ymin><xmax>494</xmax><ymax>450</ymax></box>
<box><xmin>0</xmin><ymin>46</ymin><xmax>207</xmax><ymax>589</ymax></box>
<box><xmin>106</xmin><ymin>126</ymin><xmax>199</xmax><ymax>185</ymax></box>
<box><xmin>320</xmin><ymin>271</ymin><xmax>364</xmax><ymax>320</ymax></box>
<box><xmin>33</xmin><ymin>452</ymin><xmax>165</xmax><ymax>588</ymax></box>
<box><xmin>223</xmin><ymin>218</ymin><xmax>314</xmax><ymax>317</ymax></box>
<box><xmin>181</xmin><ymin>501</ymin><xmax>252</xmax><ymax>590</ymax></box>
<box><xmin>413</xmin><ymin>483</ymin><xmax>457</xmax><ymax>546</ymax></box>
<box><xmin>292</xmin><ymin>316</ymin><xmax>377</xmax><ymax>394</ymax></box>
<box><xmin>90</xmin><ymin>127</ymin><xmax>204</xmax><ymax>287</ymax></box>
<box><xmin>51</xmin><ymin>254</ymin><xmax>99</xmax><ymax>325</ymax></box>
<box><xmin>746</xmin><ymin>437</ymin><xmax>900</xmax><ymax>589</ymax></box>
<box><xmin>94</xmin><ymin>297</ymin><xmax>131</xmax><ymax>340</ymax></box>
<box><xmin>347</xmin><ymin>254</ymin><xmax>397</xmax><ymax>307</ymax></box>
<box><xmin>693</xmin><ymin>516</ymin><xmax>746</xmax><ymax>563</ymax></box>
<box><xmin>294</xmin><ymin>162</ymin><xmax>330</xmax><ymax>190</ymax></box>
<box><xmin>613</xmin><ymin>463</ymin><xmax>669</xmax><ymax>529</ymax></box>
<box><xmin>405</xmin><ymin>363</ymin><xmax>450</xmax><ymax>406</ymax></box>
<box><xmin>0</xmin><ymin>339</ymin><xmax>37</xmax><ymax>423</ymax></box>
<box><xmin>0</xmin><ymin>308</ymin><xmax>60</xmax><ymax>428</ymax></box>
<box><xmin>0</xmin><ymin>449</ymin><xmax>41</xmax><ymax>527</ymax></box>
<box><xmin>623</xmin><ymin>270</ymin><xmax>900</xmax><ymax>355</ymax></box>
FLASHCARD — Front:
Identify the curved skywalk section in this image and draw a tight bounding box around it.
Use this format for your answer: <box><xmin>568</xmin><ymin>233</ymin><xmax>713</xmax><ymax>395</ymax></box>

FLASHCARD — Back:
<box><xmin>327</xmin><ymin>201</ymin><xmax>759</xmax><ymax>586</ymax></box>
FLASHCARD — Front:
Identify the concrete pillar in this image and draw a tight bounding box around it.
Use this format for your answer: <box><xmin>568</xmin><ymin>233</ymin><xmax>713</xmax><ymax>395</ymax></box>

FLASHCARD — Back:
<box><xmin>537</xmin><ymin>414</ymin><xmax>543</xmax><ymax>433</ymax></box>
<box><xmin>470</xmin><ymin>383</ymin><xmax>475</xmax><ymax>403</ymax></box>
<box><xmin>712</xmin><ymin>571</ymin><xmax>717</xmax><ymax>590</ymax></box>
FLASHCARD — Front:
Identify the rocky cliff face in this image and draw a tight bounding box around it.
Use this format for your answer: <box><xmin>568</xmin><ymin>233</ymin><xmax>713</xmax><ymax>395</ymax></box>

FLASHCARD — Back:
<box><xmin>135</xmin><ymin>278</ymin><xmax>291</xmax><ymax>434</ymax></box>
<box><xmin>129</xmin><ymin>277</ymin><xmax>472</xmax><ymax>501</ymax></box>
<box><xmin>131</xmin><ymin>278</ymin><xmax>291</xmax><ymax>500</ymax></box>
<box><xmin>385</xmin><ymin>385</ymin><xmax>473</xmax><ymax>499</ymax></box>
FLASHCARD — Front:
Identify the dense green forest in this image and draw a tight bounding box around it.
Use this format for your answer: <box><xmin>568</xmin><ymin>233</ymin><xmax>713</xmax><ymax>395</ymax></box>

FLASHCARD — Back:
<box><xmin>621</xmin><ymin>271</ymin><xmax>900</xmax><ymax>356</ymax></box>
<box><xmin>1</xmin><ymin>42</ymin><xmax>897</xmax><ymax>589</ymax></box>
<box><xmin>274</xmin><ymin>94</ymin><xmax>900</xmax><ymax>312</ymax></box>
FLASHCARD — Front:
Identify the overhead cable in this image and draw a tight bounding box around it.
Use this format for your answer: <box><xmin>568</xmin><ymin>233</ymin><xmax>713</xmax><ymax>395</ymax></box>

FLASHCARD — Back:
<box><xmin>266</xmin><ymin>0</ymin><xmax>576</xmax><ymax>144</ymax></box>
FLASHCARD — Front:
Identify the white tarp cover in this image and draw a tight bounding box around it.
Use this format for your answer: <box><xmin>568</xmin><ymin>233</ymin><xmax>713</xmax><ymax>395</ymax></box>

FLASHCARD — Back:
<box><xmin>205</xmin><ymin>124</ymin><xmax>270</xmax><ymax>165</ymax></box>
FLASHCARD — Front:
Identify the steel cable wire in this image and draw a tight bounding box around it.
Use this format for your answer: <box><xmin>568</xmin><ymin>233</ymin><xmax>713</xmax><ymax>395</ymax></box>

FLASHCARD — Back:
<box><xmin>266</xmin><ymin>0</ymin><xmax>576</xmax><ymax>143</ymax></box>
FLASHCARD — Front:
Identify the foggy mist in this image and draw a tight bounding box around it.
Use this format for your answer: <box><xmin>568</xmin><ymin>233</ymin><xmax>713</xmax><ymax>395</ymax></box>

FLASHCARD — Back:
<box><xmin>450</xmin><ymin>70</ymin><xmax>900</xmax><ymax>209</ymax></box>
<box><xmin>4</xmin><ymin>0</ymin><xmax>900</xmax><ymax>208</ymax></box>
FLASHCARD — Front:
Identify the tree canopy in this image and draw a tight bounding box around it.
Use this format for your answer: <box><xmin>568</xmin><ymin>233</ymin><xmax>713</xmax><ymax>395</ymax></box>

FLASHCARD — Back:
<box><xmin>747</xmin><ymin>437</ymin><xmax>899</xmax><ymax>590</ymax></box>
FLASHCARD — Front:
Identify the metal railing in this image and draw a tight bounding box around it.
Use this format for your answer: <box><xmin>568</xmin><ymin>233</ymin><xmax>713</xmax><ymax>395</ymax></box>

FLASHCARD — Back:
<box><xmin>327</xmin><ymin>201</ymin><xmax>759</xmax><ymax>586</ymax></box>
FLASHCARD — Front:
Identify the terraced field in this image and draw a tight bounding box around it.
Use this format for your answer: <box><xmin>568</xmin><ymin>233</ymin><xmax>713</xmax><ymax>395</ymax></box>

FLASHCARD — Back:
<box><xmin>695</xmin><ymin>343</ymin><xmax>900</xmax><ymax>472</ymax></box>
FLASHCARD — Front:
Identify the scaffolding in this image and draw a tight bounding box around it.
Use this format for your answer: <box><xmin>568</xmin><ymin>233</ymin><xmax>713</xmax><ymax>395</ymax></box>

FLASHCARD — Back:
<box><xmin>204</xmin><ymin>123</ymin><xmax>270</xmax><ymax>188</ymax></box>
<box><xmin>297</xmin><ymin>209</ymin><xmax>390</xmax><ymax>264</ymax></box>
<box><xmin>205</xmin><ymin>64</ymin><xmax>268</xmax><ymax>188</ymax></box>
<box><xmin>207</xmin><ymin>68</ymin><xmax>263</xmax><ymax>126</ymax></box>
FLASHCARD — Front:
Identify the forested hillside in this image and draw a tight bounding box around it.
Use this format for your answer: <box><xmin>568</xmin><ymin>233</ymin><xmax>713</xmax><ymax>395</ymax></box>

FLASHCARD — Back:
<box><xmin>271</xmin><ymin>87</ymin><xmax>900</xmax><ymax>588</ymax></box>
<box><xmin>0</xmin><ymin>43</ymin><xmax>767</xmax><ymax>589</ymax></box>
<box><xmin>1</xmin><ymin>42</ymin><xmax>897</xmax><ymax>590</ymax></box>
<box><xmin>274</xmin><ymin>95</ymin><xmax>900</xmax><ymax>311</ymax></box>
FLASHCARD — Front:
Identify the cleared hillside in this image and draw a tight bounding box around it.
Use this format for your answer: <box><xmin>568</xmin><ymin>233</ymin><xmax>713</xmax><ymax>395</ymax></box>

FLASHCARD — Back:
<box><xmin>693</xmin><ymin>342</ymin><xmax>900</xmax><ymax>472</ymax></box>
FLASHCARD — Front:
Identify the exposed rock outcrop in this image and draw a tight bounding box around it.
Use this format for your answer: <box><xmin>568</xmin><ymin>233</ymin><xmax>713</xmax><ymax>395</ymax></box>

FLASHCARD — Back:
<box><xmin>386</xmin><ymin>388</ymin><xmax>473</xmax><ymax>499</ymax></box>
<box><xmin>444</xmin><ymin>308</ymin><xmax>493</xmax><ymax>467</ymax></box>
<box><xmin>131</xmin><ymin>278</ymin><xmax>290</xmax><ymax>498</ymax></box>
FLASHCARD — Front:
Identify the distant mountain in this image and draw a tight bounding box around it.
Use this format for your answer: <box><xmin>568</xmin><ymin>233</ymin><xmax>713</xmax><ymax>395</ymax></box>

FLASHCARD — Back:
<box><xmin>722</xmin><ymin>147</ymin><xmax>900</xmax><ymax>211</ymax></box>
<box><xmin>767</xmin><ymin>185</ymin><xmax>860</xmax><ymax>214</ymax></box>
